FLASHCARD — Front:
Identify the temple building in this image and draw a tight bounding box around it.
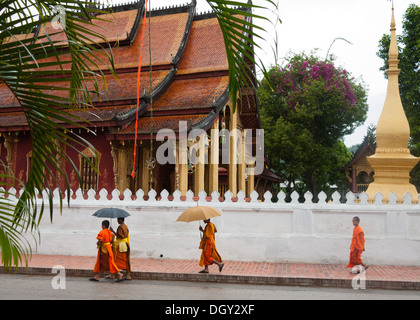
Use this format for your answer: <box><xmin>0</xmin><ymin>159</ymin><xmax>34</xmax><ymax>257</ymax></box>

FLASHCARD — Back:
<box><xmin>0</xmin><ymin>0</ymin><xmax>281</xmax><ymax>198</ymax></box>
<box><xmin>344</xmin><ymin>135</ymin><xmax>375</xmax><ymax>194</ymax></box>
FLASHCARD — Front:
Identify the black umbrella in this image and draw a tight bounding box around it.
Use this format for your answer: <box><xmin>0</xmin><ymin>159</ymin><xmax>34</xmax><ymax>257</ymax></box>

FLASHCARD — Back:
<box><xmin>92</xmin><ymin>207</ymin><xmax>131</xmax><ymax>219</ymax></box>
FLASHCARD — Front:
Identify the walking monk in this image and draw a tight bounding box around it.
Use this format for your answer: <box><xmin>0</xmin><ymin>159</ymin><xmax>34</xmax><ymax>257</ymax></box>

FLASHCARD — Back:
<box><xmin>347</xmin><ymin>216</ymin><xmax>369</xmax><ymax>273</ymax></box>
<box><xmin>110</xmin><ymin>217</ymin><xmax>131</xmax><ymax>280</ymax></box>
<box><xmin>198</xmin><ymin>219</ymin><xmax>224</xmax><ymax>273</ymax></box>
<box><xmin>90</xmin><ymin>220</ymin><xmax>124</xmax><ymax>282</ymax></box>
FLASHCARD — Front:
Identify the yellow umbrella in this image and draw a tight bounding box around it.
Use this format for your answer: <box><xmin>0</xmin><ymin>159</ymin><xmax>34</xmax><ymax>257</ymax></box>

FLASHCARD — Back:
<box><xmin>176</xmin><ymin>206</ymin><xmax>222</xmax><ymax>223</ymax></box>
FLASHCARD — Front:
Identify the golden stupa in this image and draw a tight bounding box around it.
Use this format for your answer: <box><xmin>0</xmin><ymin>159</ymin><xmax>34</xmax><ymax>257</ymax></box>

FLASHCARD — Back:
<box><xmin>366</xmin><ymin>4</ymin><xmax>419</xmax><ymax>203</ymax></box>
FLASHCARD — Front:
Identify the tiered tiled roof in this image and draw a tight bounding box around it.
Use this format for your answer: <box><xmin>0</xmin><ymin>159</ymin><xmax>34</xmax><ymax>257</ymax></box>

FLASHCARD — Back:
<box><xmin>36</xmin><ymin>6</ymin><xmax>143</xmax><ymax>46</ymax></box>
<box><xmin>344</xmin><ymin>135</ymin><xmax>376</xmax><ymax>170</ymax></box>
<box><xmin>0</xmin><ymin>0</ymin><xmax>261</xmax><ymax>138</ymax></box>
<box><xmin>177</xmin><ymin>17</ymin><xmax>228</xmax><ymax>76</ymax></box>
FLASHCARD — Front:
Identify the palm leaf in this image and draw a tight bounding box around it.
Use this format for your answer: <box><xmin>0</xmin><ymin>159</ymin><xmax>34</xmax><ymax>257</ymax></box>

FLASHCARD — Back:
<box><xmin>207</xmin><ymin>0</ymin><xmax>280</xmax><ymax>113</ymax></box>
<box><xmin>0</xmin><ymin>0</ymin><xmax>279</xmax><ymax>270</ymax></box>
<box><xmin>0</xmin><ymin>161</ymin><xmax>37</xmax><ymax>271</ymax></box>
<box><xmin>0</xmin><ymin>0</ymin><xmax>116</xmax><ymax>270</ymax></box>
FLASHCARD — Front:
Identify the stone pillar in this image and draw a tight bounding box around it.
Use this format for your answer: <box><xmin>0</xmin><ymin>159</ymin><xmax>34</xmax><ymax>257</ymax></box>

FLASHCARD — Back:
<box><xmin>110</xmin><ymin>140</ymin><xmax>129</xmax><ymax>194</ymax></box>
<box><xmin>228</xmin><ymin>107</ymin><xmax>238</xmax><ymax>197</ymax></box>
<box><xmin>178</xmin><ymin>137</ymin><xmax>188</xmax><ymax>196</ymax></box>
<box><xmin>246</xmin><ymin>165</ymin><xmax>255</xmax><ymax>198</ymax></box>
<box><xmin>351</xmin><ymin>169</ymin><xmax>357</xmax><ymax>193</ymax></box>
<box><xmin>140</xmin><ymin>145</ymin><xmax>150</xmax><ymax>194</ymax></box>
<box><xmin>238</xmin><ymin>130</ymin><xmax>246</xmax><ymax>194</ymax></box>
<box><xmin>209</xmin><ymin>120</ymin><xmax>219</xmax><ymax>195</ymax></box>
<box><xmin>193</xmin><ymin>133</ymin><xmax>205</xmax><ymax>196</ymax></box>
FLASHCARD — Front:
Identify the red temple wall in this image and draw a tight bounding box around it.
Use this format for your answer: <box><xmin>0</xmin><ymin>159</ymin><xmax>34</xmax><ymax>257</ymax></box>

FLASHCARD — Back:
<box><xmin>0</xmin><ymin>131</ymin><xmax>116</xmax><ymax>193</ymax></box>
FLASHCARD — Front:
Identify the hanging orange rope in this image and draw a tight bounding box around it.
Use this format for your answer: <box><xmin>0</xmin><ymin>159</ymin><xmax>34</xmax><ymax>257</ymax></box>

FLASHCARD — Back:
<box><xmin>131</xmin><ymin>0</ymin><xmax>148</xmax><ymax>178</ymax></box>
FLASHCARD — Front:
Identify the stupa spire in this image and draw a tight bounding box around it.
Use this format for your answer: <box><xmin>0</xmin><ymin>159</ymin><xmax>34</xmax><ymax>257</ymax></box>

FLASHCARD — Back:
<box><xmin>366</xmin><ymin>4</ymin><xmax>419</xmax><ymax>203</ymax></box>
<box><xmin>388</xmin><ymin>3</ymin><xmax>399</xmax><ymax>70</ymax></box>
<box><xmin>375</xmin><ymin>2</ymin><xmax>409</xmax><ymax>150</ymax></box>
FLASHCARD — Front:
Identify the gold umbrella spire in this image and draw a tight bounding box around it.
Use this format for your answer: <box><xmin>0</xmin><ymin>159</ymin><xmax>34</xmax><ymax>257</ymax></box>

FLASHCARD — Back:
<box><xmin>366</xmin><ymin>4</ymin><xmax>419</xmax><ymax>203</ymax></box>
<box><xmin>375</xmin><ymin>3</ymin><xmax>409</xmax><ymax>150</ymax></box>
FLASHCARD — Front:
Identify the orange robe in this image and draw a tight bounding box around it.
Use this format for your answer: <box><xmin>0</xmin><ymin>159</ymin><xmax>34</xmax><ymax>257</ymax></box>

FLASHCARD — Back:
<box><xmin>199</xmin><ymin>222</ymin><xmax>222</xmax><ymax>267</ymax></box>
<box><xmin>347</xmin><ymin>225</ymin><xmax>365</xmax><ymax>268</ymax></box>
<box><xmin>114</xmin><ymin>223</ymin><xmax>131</xmax><ymax>272</ymax></box>
<box><xmin>94</xmin><ymin>228</ymin><xmax>120</xmax><ymax>274</ymax></box>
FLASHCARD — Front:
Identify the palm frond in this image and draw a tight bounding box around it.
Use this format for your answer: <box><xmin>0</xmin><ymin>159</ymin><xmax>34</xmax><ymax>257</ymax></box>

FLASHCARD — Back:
<box><xmin>0</xmin><ymin>0</ymin><xmax>115</xmax><ymax>270</ymax></box>
<box><xmin>207</xmin><ymin>0</ymin><xmax>280</xmax><ymax>113</ymax></box>
<box><xmin>0</xmin><ymin>0</ymin><xmax>278</xmax><ymax>270</ymax></box>
<box><xmin>0</xmin><ymin>161</ymin><xmax>37</xmax><ymax>272</ymax></box>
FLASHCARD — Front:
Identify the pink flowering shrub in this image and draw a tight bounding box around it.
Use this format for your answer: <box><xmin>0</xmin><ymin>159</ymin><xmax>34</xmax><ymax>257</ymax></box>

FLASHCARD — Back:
<box><xmin>258</xmin><ymin>53</ymin><xmax>368</xmax><ymax>199</ymax></box>
<box><xmin>271</xmin><ymin>59</ymin><xmax>358</xmax><ymax>111</ymax></box>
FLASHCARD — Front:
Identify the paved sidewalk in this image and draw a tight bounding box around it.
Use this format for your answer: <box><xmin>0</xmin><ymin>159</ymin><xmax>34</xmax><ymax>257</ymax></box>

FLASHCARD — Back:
<box><xmin>1</xmin><ymin>254</ymin><xmax>420</xmax><ymax>290</ymax></box>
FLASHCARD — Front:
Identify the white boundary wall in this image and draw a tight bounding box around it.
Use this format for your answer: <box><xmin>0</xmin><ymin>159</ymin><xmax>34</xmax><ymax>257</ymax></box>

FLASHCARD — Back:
<box><xmin>8</xmin><ymin>187</ymin><xmax>420</xmax><ymax>266</ymax></box>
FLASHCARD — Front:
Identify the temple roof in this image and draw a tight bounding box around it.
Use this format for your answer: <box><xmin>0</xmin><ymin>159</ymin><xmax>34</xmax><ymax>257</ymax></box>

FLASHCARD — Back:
<box><xmin>150</xmin><ymin>76</ymin><xmax>229</xmax><ymax>113</ymax></box>
<box><xmin>177</xmin><ymin>17</ymin><xmax>228</xmax><ymax>75</ymax></box>
<box><xmin>36</xmin><ymin>7</ymin><xmax>143</xmax><ymax>47</ymax></box>
<box><xmin>108</xmin><ymin>114</ymin><xmax>208</xmax><ymax>141</ymax></box>
<box><xmin>344</xmin><ymin>135</ymin><xmax>376</xmax><ymax>170</ymax></box>
<box><xmin>0</xmin><ymin>1</ymin><xmax>260</xmax><ymax>137</ymax></box>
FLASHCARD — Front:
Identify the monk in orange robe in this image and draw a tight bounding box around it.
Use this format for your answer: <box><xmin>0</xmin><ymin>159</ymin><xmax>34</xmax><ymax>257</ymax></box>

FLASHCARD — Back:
<box><xmin>198</xmin><ymin>219</ymin><xmax>224</xmax><ymax>273</ymax></box>
<box><xmin>110</xmin><ymin>217</ymin><xmax>131</xmax><ymax>280</ymax></box>
<box><xmin>347</xmin><ymin>216</ymin><xmax>369</xmax><ymax>273</ymax></box>
<box><xmin>90</xmin><ymin>220</ymin><xmax>124</xmax><ymax>282</ymax></box>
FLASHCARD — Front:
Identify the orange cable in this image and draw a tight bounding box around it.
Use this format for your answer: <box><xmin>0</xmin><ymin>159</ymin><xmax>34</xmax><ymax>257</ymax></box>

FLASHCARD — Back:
<box><xmin>131</xmin><ymin>0</ymin><xmax>148</xmax><ymax>178</ymax></box>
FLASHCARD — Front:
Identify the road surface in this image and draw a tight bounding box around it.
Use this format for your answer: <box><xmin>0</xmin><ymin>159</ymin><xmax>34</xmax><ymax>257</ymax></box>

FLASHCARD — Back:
<box><xmin>0</xmin><ymin>274</ymin><xmax>419</xmax><ymax>300</ymax></box>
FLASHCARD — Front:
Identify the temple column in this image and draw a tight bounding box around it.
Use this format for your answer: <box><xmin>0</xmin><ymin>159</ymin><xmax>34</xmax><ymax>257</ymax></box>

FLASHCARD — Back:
<box><xmin>228</xmin><ymin>107</ymin><xmax>238</xmax><ymax>196</ymax></box>
<box><xmin>351</xmin><ymin>169</ymin><xmax>357</xmax><ymax>193</ymax></box>
<box><xmin>246</xmin><ymin>165</ymin><xmax>255</xmax><ymax>198</ymax></box>
<box><xmin>193</xmin><ymin>133</ymin><xmax>205</xmax><ymax>196</ymax></box>
<box><xmin>140</xmin><ymin>145</ymin><xmax>150</xmax><ymax>194</ymax></box>
<box><xmin>238</xmin><ymin>130</ymin><xmax>246</xmax><ymax>194</ymax></box>
<box><xmin>118</xmin><ymin>143</ymin><xmax>130</xmax><ymax>193</ymax></box>
<box><xmin>178</xmin><ymin>138</ymin><xmax>188</xmax><ymax>196</ymax></box>
<box><xmin>209</xmin><ymin>120</ymin><xmax>219</xmax><ymax>195</ymax></box>
<box><xmin>110</xmin><ymin>140</ymin><xmax>129</xmax><ymax>193</ymax></box>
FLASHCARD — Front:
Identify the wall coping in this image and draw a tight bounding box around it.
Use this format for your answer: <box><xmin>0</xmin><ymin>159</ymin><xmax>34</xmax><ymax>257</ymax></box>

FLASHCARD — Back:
<box><xmin>3</xmin><ymin>187</ymin><xmax>420</xmax><ymax>211</ymax></box>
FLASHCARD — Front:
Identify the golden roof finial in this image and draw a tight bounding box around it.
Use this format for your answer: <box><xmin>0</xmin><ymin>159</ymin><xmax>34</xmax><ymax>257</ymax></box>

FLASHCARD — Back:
<box><xmin>375</xmin><ymin>2</ymin><xmax>407</xmax><ymax>150</ymax></box>
<box><xmin>388</xmin><ymin>1</ymin><xmax>399</xmax><ymax>64</ymax></box>
<box><xmin>391</xmin><ymin>1</ymin><xmax>395</xmax><ymax>27</ymax></box>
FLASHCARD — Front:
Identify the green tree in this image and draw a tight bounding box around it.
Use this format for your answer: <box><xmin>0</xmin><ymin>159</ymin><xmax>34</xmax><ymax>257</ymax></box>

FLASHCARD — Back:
<box><xmin>377</xmin><ymin>4</ymin><xmax>420</xmax><ymax>190</ymax></box>
<box><xmin>0</xmin><ymin>0</ymin><xmax>278</xmax><ymax>270</ymax></box>
<box><xmin>259</xmin><ymin>52</ymin><xmax>368</xmax><ymax>200</ymax></box>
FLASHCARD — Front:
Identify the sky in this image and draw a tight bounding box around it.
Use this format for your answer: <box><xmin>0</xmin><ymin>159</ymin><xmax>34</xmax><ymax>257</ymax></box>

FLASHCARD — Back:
<box><xmin>113</xmin><ymin>0</ymin><xmax>418</xmax><ymax>147</ymax></box>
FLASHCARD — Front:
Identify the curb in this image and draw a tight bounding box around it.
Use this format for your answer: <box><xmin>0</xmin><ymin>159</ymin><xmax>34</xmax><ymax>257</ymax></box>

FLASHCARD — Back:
<box><xmin>2</xmin><ymin>265</ymin><xmax>420</xmax><ymax>291</ymax></box>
